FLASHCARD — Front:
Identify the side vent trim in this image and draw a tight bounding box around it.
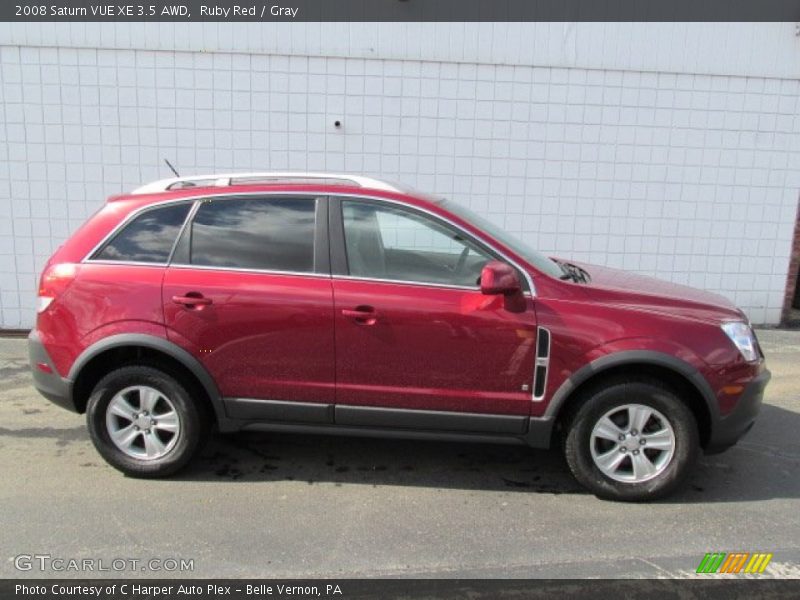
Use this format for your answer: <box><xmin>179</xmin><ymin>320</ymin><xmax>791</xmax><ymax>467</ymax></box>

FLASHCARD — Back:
<box><xmin>532</xmin><ymin>327</ymin><xmax>551</xmax><ymax>402</ymax></box>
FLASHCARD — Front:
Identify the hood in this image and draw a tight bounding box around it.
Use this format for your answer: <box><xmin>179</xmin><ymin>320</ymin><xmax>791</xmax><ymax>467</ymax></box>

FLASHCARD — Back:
<box><xmin>562</xmin><ymin>260</ymin><xmax>745</xmax><ymax>323</ymax></box>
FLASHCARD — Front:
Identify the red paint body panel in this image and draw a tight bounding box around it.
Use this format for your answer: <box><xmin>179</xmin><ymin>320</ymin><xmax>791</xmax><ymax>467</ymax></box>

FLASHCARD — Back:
<box><xmin>333</xmin><ymin>278</ymin><xmax>537</xmax><ymax>415</ymax></box>
<box><xmin>32</xmin><ymin>181</ymin><xmax>767</xmax><ymax>433</ymax></box>
<box><xmin>530</xmin><ymin>288</ymin><xmax>764</xmax><ymax>418</ymax></box>
<box><xmin>162</xmin><ymin>267</ymin><xmax>336</xmax><ymax>402</ymax></box>
<box><xmin>36</xmin><ymin>263</ymin><xmax>166</xmax><ymax>376</ymax></box>
<box><xmin>572</xmin><ymin>262</ymin><xmax>739</xmax><ymax>312</ymax></box>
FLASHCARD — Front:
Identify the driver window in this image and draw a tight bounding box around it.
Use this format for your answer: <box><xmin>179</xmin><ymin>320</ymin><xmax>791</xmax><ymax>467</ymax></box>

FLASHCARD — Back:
<box><xmin>341</xmin><ymin>200</ymin><xmax>492</xmax><ymax>287</ymax></box>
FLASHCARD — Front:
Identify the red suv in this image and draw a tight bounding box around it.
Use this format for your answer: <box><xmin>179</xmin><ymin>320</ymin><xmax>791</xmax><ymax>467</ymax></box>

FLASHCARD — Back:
<box><xmin>29</xmin><ymin>173</ymin><xmax>769</xmax><ymax>501</ymax></box>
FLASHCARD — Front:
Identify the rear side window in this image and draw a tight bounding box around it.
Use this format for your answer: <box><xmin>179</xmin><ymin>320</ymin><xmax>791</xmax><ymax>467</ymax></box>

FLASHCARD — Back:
<box><xmin>184</xmin><ymin>197</ymin><xmax>316</xmax><ymax>272</ymax></box>
<box><xmin>93</xmin><ymin>203</ymin><xmax>191</xmax><ymax>263</ymax></box>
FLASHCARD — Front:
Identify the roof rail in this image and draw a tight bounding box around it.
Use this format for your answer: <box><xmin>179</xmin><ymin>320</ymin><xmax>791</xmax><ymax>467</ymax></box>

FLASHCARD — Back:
<box><xmin>131</xmin><ymin>172</ymin><xmax>404</xmax><ymax>194</ymax></box>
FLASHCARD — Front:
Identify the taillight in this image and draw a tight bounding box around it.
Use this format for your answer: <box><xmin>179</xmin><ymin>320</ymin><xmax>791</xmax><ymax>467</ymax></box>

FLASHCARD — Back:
<box><xmin>37</xmin><ymin>263</ymin><xmax>78</xmax><ymax>313</ymax></box>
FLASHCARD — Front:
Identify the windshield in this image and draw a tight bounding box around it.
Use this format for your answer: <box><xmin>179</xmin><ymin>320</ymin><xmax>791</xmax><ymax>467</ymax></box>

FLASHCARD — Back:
<box><xmin>435</xmin><ymin>198</ymin><xmax>564</xmax><ymax>279</ymax></box>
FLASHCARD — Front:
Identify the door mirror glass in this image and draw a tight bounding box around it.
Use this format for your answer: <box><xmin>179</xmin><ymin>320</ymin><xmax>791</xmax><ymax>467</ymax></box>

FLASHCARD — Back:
<box><xmin>480</xmin><ymin>261</ymin><xmax>521</xmax><ymax>295</ymax></box>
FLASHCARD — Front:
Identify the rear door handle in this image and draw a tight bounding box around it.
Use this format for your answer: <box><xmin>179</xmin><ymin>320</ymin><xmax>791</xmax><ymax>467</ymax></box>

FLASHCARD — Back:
<box><xmin>341</xmin><ymin>306</ymin><xmax>378</xmax><ymax>325</ymax></box>
<box><xmin>172</xmin><ymin>294</ymin><xmax>212</xmax><ymax>307</ymax></box>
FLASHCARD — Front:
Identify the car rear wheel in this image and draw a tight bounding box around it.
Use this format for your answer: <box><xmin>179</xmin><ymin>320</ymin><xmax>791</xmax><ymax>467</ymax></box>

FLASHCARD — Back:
<box><xmin>563</xmin><ymin>379</ymin><xmax>699</xmax><ymax>501</ymax></box>
<box><xmin>86</xmin><ymin>366</ymin><xmax>207</xmax><ymax>477</ymax></box>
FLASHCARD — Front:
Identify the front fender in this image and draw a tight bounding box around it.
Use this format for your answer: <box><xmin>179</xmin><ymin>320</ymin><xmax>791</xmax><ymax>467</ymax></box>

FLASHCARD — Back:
<box><xmin>543</xmin><ymin>342</ymin><xmax>719</xmax><ymax>425</ymax></box>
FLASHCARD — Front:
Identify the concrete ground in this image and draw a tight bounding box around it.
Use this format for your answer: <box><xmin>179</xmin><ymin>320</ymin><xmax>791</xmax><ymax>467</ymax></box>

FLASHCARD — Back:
<box><xmin>1</xmin><ymin>330</ymin><xmax>798</xmax><ymax>579</ymax></box>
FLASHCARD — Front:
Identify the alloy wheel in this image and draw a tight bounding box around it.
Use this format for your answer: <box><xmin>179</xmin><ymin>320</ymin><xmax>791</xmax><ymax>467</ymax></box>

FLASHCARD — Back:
<box><xmin>589</xmin><ymin>403</ymin><xmax>676</xmax><ymax>483</ymax></box>
<box><xmin>105</xmin><ymin>385</ymin><xmax>181</xmax><ymax>460</ymax></box>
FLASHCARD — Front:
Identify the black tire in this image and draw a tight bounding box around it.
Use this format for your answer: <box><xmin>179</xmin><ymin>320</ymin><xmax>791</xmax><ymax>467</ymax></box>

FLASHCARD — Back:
<box><xmin>563</xmin><ymin>378</ymin><xmax>699</xmax><ymax>502</ymax></box>
<box><xmin>86</xmin><ymin>365</ymin><xmax>208</xmax><ymax>477</ymax></box>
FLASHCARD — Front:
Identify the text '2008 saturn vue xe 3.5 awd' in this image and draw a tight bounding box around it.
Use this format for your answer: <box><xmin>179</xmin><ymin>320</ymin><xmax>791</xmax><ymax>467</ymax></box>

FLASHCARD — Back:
<box><xmin>28</xmin><ymin>172</ymin><xmax>770</xmax><ymax>501</ymax></box>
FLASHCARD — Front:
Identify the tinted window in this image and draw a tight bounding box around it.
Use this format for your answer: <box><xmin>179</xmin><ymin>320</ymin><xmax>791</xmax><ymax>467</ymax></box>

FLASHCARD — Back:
<box><xmin>188</xmin><ymin>197</ymin><xmax>316</xmax><ymax>272</ymax></box>
<box><xmin>93</xmin><ymin>203</ymin><xmax>190</xmax><ymax>263</ymax></box>
<box><xmin>435</xmin><ymin>198</ymin><xmax>564</xmax><ymax>279</ymax></box>
<box><xmin>342</xmin><ymin>201</ymin><xmax>492</xmax><ymax>287</ymax></box>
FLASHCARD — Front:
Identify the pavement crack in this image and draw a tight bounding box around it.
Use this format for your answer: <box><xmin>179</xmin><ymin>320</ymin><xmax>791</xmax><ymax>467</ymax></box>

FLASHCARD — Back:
<box><xmin>635</xmin><ymin>556</ymin><xmax>675</xmax><ymax>577</ymax></box>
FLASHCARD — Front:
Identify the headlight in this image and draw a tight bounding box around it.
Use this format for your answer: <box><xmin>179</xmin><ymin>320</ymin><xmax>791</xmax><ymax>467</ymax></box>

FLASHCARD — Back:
<box><xmin>721</xmin><ymin>322</ymin><xmax>759</xmax><ymax>362</ymax></box>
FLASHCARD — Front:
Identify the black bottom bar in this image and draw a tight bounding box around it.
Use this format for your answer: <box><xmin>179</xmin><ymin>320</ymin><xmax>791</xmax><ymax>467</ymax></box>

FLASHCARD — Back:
<box><xmin>2</xmin><ymin>579</ymin><xmax>799</xmax><ymax>600</ymax></box>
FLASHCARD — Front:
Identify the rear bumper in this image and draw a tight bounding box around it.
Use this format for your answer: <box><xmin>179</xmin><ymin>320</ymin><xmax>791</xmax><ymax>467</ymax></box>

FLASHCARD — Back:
<box><xmin>28</xmin><ymin>330</ymin><xmax>77</xmax><ymax>412</ymax></box>
<box><xmin>706</xmin><ymin>368</ymin><xmax>770</xmax><ymax>454</ymax></box>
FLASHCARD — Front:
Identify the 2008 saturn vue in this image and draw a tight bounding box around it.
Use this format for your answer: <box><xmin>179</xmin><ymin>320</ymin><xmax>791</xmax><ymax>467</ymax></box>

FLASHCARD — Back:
<box><xmin>29</xmin><ymin>172</ymin><xmax>770</xmax><ymax>501</ymax></box>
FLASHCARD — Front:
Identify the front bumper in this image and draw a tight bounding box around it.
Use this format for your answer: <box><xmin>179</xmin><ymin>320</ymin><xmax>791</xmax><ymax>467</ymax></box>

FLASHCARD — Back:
<box><xmin>28</xmin><ymin>330</ymin><xmax>76</xmax><ymax>412</ymax></box>
<box><xmin>706</xmin><ymin>367</ymin><xmax>771</xmax><ymax>454</ymax></box>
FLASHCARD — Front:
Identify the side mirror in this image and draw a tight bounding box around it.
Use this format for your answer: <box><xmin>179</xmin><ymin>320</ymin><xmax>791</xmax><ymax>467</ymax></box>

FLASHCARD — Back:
<box><xmin>480</xmin><ymin>261</ymin><xmax>521</xmax><ymax>296</ymax></box>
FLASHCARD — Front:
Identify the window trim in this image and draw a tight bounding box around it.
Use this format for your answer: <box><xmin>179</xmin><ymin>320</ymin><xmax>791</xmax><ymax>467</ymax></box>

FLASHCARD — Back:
<box><xmin>334</xmin><ymin>274</ymin><xmax>479</xmax><ymax>292</ymax></box>
<box><xmin>81</xmin><ymin>191</ymin><xmax>535</xmax><ymax>296</ymax></box>
<box><xmin>165</xmin><ymin>263</ymin><xmax>333</xmax><ymax>279</ymax></box>
<box><xmin>330</xmin><ymin>195</ymin><xmax>534</xmax><ymax>295</ymax></box>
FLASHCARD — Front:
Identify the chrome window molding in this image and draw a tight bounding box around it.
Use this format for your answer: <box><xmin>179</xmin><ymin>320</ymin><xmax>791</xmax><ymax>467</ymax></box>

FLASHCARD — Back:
<box><xmin>166</xmin><ymin>263</ymin><xmax>330</xmax><ymax>279</ymax></box>
<box><xmin>83</xmin><ymin>261</ymin><xmax>330</xmax><ymax>280</ymax></box>
<box><xmin>80</xmin><ymin>259</ymin><xmax>171</xmax><ymax>268</ymax></box>
<box><xmin>334</xmin><ymin>274</ymin><xmax>480</xmax><ymax>292</ymax></box>
<box><xmin>80</xmin><ymin>190</ymin><xmax>537</xmax><ymax>297</ymax></box>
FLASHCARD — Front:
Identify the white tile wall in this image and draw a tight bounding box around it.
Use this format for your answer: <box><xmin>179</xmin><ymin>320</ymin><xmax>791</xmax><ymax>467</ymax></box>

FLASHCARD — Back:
<box><xmin>2</xmin><ymin>22</ymin><xmax>799</xmax><ymax>80</ymax></box>
<box><xmin>1</xmin><ymin>26</ymin><xmax>799</xmax><ymax>327</ymax></box>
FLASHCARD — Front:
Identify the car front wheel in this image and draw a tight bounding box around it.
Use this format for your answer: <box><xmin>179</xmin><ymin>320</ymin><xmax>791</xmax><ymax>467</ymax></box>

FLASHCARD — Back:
<box><xmin>563</xmin><ymin>379</ymin><xmax>700</xmax><ymax>501</ymax></box>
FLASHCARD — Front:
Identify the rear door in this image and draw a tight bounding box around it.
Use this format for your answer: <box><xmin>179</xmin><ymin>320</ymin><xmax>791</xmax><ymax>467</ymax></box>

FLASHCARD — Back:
<box><xmin>162</xmin><ymin>195</ymin><xmax>336</xmax><ymax>422</ymax></box>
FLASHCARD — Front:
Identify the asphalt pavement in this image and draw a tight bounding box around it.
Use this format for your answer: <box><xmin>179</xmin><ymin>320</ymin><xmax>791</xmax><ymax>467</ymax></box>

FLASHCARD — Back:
<box><xmin>1</xmin><ymin>330</ymin><xmax>798</xmax><ymax>579</ymax></box>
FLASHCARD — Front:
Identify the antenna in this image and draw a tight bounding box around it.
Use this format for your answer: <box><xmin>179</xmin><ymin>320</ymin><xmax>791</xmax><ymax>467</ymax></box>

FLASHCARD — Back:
<box><xmin>164</xmin><ymin>158</ymin><xmax>180</xmax><ymax>177</ymax></box>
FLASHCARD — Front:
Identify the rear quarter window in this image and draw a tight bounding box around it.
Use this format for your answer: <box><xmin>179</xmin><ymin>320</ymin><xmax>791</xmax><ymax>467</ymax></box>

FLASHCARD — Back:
<box><xmin>92</xmin><ymin>203</ymin><xmax>191</xmax><ymax>263</ymax></box>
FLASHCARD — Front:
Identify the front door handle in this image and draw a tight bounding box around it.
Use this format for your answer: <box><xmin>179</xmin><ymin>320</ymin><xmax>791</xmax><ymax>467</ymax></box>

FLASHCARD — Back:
<box><xmin>341</xmin><ymin>306</ymin><xmax>378</xmax><ymax>325</ymax></box>
<box><xmin>172</xmin><ymin>294</ymin><xmax>212</xmax><ymax>308</ymax></box>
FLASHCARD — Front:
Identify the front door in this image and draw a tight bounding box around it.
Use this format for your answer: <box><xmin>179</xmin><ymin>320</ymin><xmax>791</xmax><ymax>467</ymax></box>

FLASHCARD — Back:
<box><xmin>162</xmin><ymin>195</ymin><xmax>335</xmax><ymax>419</ymax></box>
<box><xmin>331</xmin><ymin>197</ymin><xmax>537</xmax><ymax>426</ymax></box>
